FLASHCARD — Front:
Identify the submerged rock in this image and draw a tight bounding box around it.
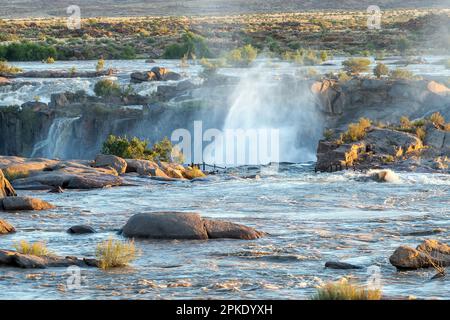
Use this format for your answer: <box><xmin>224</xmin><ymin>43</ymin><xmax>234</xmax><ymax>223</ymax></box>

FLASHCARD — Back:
<box><xmin>121</xmin><ymin>212</ymin><xmax>265</xmax><ymax>240</ymax></box>
<box><xmin>67</xmin><ymin>225</ymin><xmax>96</xmax><ymax>234</ymax></box>
<box><xmin>203</xmin><ymin>219</ymin><xmax>265</xmax><ymax>240</ymax></box>
<box><xmin>1</xmin><ymin>196</ymin><xmax>55</xmax><ymax>211</ymax></box>
<box><xmin>368</xmin><ymin>169</ymin><xmax>400</xmax><ymax>183</ymax></box>
<box><xmin>0</xmin><ymin>220</ymin><xmax>15</xmax><ymax>234</ymax></box>
<box><xmin>0</xmin><ymin>249</ymin><xmax>98</xmax><ymax>269</ymax></box>
<box><xmin>48</xmin><ymin>186</ymin><xmax>64</xmax><ymax>193</ymax></box>
<box><xmin>94</xmin><ymin>154</ymin><xmax>127</xmax><ymax>175</ymax></box>
<box><xmin>325</xmin><ymin>261</ymin><xmax>363</xmax><ymax>270</ymax></box>
<box><xmin>389</xmin><ymin>239</ymin><xmax>450</xmax><ymax>270</ymax></box>
<box><xmin>0</xmin><ymin>76</ymin><xmax>11</xmax><ymax>86</ymax></box>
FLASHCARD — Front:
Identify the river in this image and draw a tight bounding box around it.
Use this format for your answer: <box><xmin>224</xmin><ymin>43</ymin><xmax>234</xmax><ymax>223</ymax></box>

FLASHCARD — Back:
<box><xmin>0</xmin><ymin>58</ymin><xmax>449</xmax><ymax>299</ymax></box>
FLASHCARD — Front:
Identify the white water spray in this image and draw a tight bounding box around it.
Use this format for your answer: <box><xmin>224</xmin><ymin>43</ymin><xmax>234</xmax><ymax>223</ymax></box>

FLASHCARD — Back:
<box><xmin>216</xmin><ymin>62</ymin><xmax>324</xmax><ymax>165</ymax></box>
<box><xmin>31</xmin><ymin>117</ymin><xmax>80</xmax><ymax>159</ymax></box>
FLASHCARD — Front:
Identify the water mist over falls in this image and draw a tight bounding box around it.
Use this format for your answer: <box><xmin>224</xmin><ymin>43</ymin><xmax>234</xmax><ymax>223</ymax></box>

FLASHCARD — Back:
<box><xmin>213</xmin><ymin>65</ymin><xmax>324</xmax><ymax>165</ymax></box>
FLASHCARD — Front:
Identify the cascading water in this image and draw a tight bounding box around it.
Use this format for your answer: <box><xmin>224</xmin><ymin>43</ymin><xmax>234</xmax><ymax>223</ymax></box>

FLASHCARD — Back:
<box><xmin>31</xmin><ymin>117</ymin><xmax>80</xmax><ymax>159</ymax></box>
<box><xmin>205</xmin><ymin>63</ymin><xmax>324</xmax><ymax>166</ymax></box>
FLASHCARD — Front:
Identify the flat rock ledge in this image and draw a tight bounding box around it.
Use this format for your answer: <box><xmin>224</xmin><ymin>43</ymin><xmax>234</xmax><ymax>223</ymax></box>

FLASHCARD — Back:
<box><xmin>121</xmin><ymin>212</ymin><xmax>266</xmax><ymax>240</ymax></box>
<box><xmin>0</xmin><ymin>249</ymin><xmax>99</xmax><ymax>269</ymax></box>
<box><xmin>1</xmin><ymin>196</ymin><xmax>55</xmax><ymax>211</ymax></box>
<box><xmin>389</xmin><ymin>239</ymin><xmax>450</xmax><ymax>270</ymax></box>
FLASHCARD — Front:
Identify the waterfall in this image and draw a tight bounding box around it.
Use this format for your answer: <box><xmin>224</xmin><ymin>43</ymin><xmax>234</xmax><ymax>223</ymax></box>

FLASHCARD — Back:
<box><xmin>204</xmin><ymin>63</ymin><xmax>324</xmax><ymax>166</ymax></box>
<box><xmin>31</xmin><ymin>117</ymin><xmax>80</xmax><ymax>159</ymax></box>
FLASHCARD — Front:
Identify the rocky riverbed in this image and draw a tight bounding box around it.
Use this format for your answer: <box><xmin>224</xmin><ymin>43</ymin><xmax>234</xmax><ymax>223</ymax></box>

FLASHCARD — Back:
<box><xmin>0</xmin><ymin>58</ymin><xmax>449</xmax><ymax>299</ymax></box>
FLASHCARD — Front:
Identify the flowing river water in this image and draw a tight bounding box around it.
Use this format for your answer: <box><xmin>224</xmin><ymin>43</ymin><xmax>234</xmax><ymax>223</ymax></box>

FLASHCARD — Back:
<box><xmin>0</xmin><ymin>165</ymin><xmax>449</xmax><ymax>299</ymax></box>
<box><xmin>0</xmin><ymin>58</ymin><xmax>449</xmax><ymax>299</ymax></box>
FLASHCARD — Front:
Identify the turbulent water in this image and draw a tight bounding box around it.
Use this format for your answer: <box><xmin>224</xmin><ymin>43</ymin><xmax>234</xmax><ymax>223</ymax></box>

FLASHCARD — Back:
<box><xmin>0</xmin><ymin>165</ymin><xmax>449</xmax><ymax>300</ymax></box>
<box><xmin>0</xmin><ymin>58</ymin><xmax>449</xmax><ymax>299</ymax></box>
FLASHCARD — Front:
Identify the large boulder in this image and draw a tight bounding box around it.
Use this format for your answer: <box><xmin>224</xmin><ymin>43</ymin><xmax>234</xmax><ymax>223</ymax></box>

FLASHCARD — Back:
<box><xmin>315</xmin><ymin>141</ymin><xmax>365</xmax><ymax>172</ymax></box>
<box><xmin>122</xmin><ymin>212</ymin><xmax>265</xmax><ymax>240</ymax></box>
<box><xmin>122</xmin><ymin>212</ymin><xmax>209</xmax><ymax>240</ymax></box>
<box><xmin>389</xmin><ymin>239</ymin><xmax>450</xmax><ymax>270</ymax></box>
<box><xmin>1</xmin><ymin>196</ymin><xmax>55</xmax><ymax>211</ymax></box>
<box><xmin>424</xmin><ymin>128</ymin><xmax>450</xmax><ymax>154</ymax></box>
<box><xmin>364</xmin><ymin>127</ymin><xmax>423</xmax><ymax>155</ymax></box>
<box><xmin>94</xmin><ymin>154</ymin><xmax>127</xmax><ymax>175</ymax></box>
<box><xmin>0</xmin><ymin>220</ymin><xmax>15</xmax><ymax>234</ymax></box>
<box><xmin>0</xmin><ymin>169</ymin><xmax>16</xmax><ymax>198</ymax></box>
<box><xmin>130</xmin><ymin>67</ymin><xmax>181</xmax><ymax>83</ymax></box>
<box><xmin>311</xmin><ymin>79</ymin><xmax>344</xmax><ymax>115</ymax></box>
<box><xmin>124</xmin><ymin>159</ymin><xmax>170</xmax><ymax>178</ymax></box>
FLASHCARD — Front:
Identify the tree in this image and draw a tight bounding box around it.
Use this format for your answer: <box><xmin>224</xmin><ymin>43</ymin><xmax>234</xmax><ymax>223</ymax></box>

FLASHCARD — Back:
<box><xmin>342</xmin><ymin>58</ymin><xmax>371</xmax><ymax>75</ymax></box>
<box><xmin>397</xmin><ymin>37</ymin><xmax>411</xmax><ymax>56</ymax></box>
<box><xmin>96</xmin><ymin>58</ymin><xmax>105</xmax><ymax>72</ymax></box>
<box><xmin>94</xmin><ymin>79</ymin><xmax>121</xmax><ymax>97</ymax></box>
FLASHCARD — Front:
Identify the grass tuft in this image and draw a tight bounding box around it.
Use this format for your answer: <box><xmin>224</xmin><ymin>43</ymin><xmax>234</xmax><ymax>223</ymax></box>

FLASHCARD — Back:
<box><xmin>96</xmin><ymin>238</ymin><xmax>137</xmax><ymax>270</ymax></box>
<box><xmin>14</xmin><ymin>240</ymin><xmax>50</xmax><ymax>256</ymax></box>
<box><xmin>311</xmin><ymin>278</ymin><xmax>382</xmax><ymax>300</ymax></box>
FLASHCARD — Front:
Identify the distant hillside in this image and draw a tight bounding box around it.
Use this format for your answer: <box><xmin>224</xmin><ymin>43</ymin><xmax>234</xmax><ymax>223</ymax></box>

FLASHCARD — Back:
<box><xmin>1</xmin><ymin>0</ymin><xmax>450</xmax><ymax>18</ymax></box>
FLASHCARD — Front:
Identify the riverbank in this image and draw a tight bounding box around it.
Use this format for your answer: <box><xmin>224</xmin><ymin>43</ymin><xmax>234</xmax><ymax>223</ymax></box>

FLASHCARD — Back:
<box><xmin>0</xmin><ymin>9</ymin><xmax>449</xmax><ymax>60</ymax></box>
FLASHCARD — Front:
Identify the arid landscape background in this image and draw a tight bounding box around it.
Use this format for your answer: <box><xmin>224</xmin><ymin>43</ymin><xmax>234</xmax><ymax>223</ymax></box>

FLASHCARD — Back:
<box><xmin>1</xmin><ymin>0</ymin><xmax>450</xmax><ymax>17</ymax></box>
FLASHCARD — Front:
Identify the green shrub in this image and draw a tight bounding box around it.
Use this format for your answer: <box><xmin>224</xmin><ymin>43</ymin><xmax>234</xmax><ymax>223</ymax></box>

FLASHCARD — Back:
<box><xmin>43</xmin><ymin>57</ymin><xmax>55</xmax><ymax>64</ymax></box>
<box><xmin>342</xmin><ymin>58</ymin><xmax>371</xmax><ymax>75</ymax></box>
<box><xmin>150</xmin><ymin>137</ymin><xmax>173</xmax><ymax>162</ymax></box>
<box><xmin>225</xmin><ymin>44</ymin><xmax>257</xmax><ymax>66</ymax></box>
<box><xmin>338</xmin><ymin>71</ymin><xmax>351</xmax><ymax>82</ymax></box>
<box><xmin>323</xmin><ymin>129</ymin><xmax>334</xmax><ymax>140</ymax></box>
<box><xmin>343</xmin><ymin>118</ymin><xmax>372</xmax><ymax>142</ymax></box>
<box><xmin>429</xmin><ymin>112</ymin><xmax>446</xmax><ymax>127</ymax></box>
<box><xmin>102</xmin><ymin>135</ymin><xmax>151</xmax><ymax>160</ymax></box>
<box><xmin>416</xmin><ymin>127</ymin><xmax>426</xmax><ymax>141</ymax></box>
<box><xmin>396</xmin><ymin>37</ymin><xmax>411</xmax><ymax>56</ymax></box>
<box><xmin>390</xmin><ymin>68</ymin><xmax>415</xmax><ymax>80</ymax></box>
<box><xmin>0</xmin><ymin>60</ymin><xmax>22</xmax><ymax>73</ymax></box>
<box><xmin>0</xmin><ymin>41</ymin><xmax>58</xmax><ymax>61</ymax></box>
<box><xmin>373</xmin><ymin>63</ymin><xmax>389</xmax><ymax>78</ymax></box>
<box><xmin>163</xmin><ymin>31</ymin><xmax>211</xmax><ymax>59</ymax></box>
<box><xmin>311</xmin><ymin>278</ymin><xmax>381</xmax><ymax>300</ymax></box>
<box><xmin>101</xmin><ymin>135</ymin><xmax>177</xmax><ymax>162</ymax></box>
<box><xmin>94</xmin><ymin>79</ymin><xmax>121</xmax><ymax>97</ymax></box>
<box><xmin>400</xmin><ymin>116</ymin><xmax>412</xmax><ymax>129</ymax></box>
<box><xmin>303</xmin><ymin>50</ymin><xmax>321</xmax><ymax>65</ymax></box>
<box><xmin>96</xmin><ymin>58</ymin><xmax>105</xmax><ymax>72</ymax></box>
<box><xmin>119</xmin><ymin>45</ymin><xmax>136</xmax><ymax>59</ymax></box>
<box><xmin>96</xmin><ymin>238</ymin><xmax>136</xmax><ymax>270</ymax></box>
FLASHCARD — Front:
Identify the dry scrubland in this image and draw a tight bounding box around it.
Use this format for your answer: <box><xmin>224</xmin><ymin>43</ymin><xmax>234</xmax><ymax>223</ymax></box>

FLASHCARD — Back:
<box><xmin>0</xmin><ymin>9</ymin><xmax>449</xmax><ymax>60</ymax></box>
<box><xmin>1</xmin><ymin>1</ymin><xmax>449</xmax><ymax>18</ymax></box>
